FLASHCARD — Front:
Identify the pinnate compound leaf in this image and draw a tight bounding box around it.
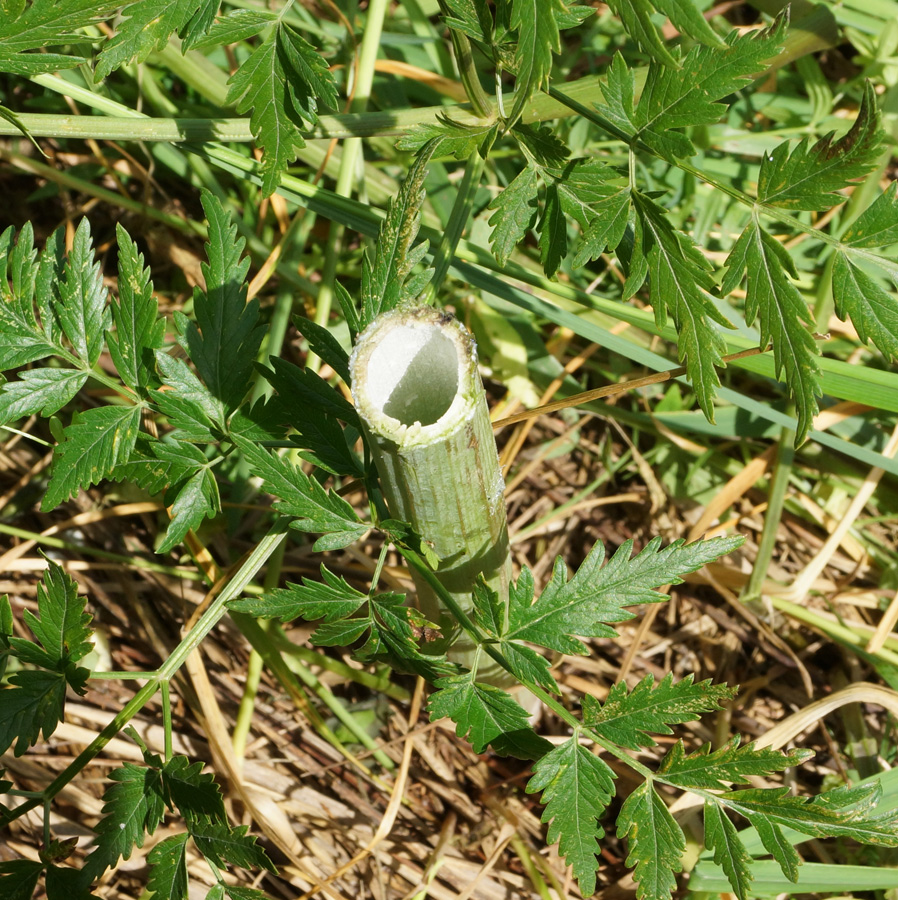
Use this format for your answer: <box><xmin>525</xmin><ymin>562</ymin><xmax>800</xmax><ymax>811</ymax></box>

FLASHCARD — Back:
<box><xmin>147</xmin><ymin>833</ymin><xmax>189</xmax><ymax>900</ymax></box>
<box><xmin>226</xmin><ymin>27</ymin><xmax>301</xmax><ymax>196</ymax></box>
<box><xmin>527</xmin><ymin>737</ymin><xmax>615</xmax><ymax>896</ymax></box>
<box><xmin>0</xmin><ymin>368</ymin><xmax>87</xmax><ymax>426</ymax></box>
<box><xmin>585</xmin><ymin>673</ymin><xmax>735</xmax><ymax>750</ymax></box>
<box><xmin>190</xmin><ymin>823</ymin><xmax>276</xmax><ymax>872</ymax></box>
<box><xmin>506</xmin><ymin>535</ymin><xmax>743</xmax><ymax>655</ymax></box>
<box><xmin>178</xmin><ymin>192</ymin><xmax>263</xmax><ymax>413</ymax></box>
<box><xmin>757</xmin><ymin>83</ymin><xmax>882</xmax><ymax>211</ymax></box>
<box><xmin>724</xmin><ymin>786</ymin><xmax>898</xmax><ymax>846</ymax></box>
<box><xmin>658</xmin><ymin>738</ymin><xmax>812</xmax><ymax>790</ymax></box>
<box><xmin>633</xmin><ymin>193</ymin><xmax>731</xmax><ymax>419</ymax></box>
<box><xmin>0</xmin><ymin>669</ymin><xmax>67</xmax><ymax>756</ymax></box>
<box><xmin>228</xmin><ymin>565</ymin><xmax>367</xmax><ymax>622</ymax></box>
<box><xmin>109</xmin><ymin>225</ymin><xmax>164</xmax><ymax>392</ymax></box>
<box><xmin>429</xmin><ymin>673</ymin><xmax>551</xmax><ymax>758</ymax></box>
<box><xmin>55</xmin><ymin>219</ymin><xmax>111</xmax><ymax>368</ymax></box>
<box><xmin>110</xmin><ymin>437</ymin><xmax>192</xmax><ymax>495</ymax></box>
<box><xmin>703</xmin><ymin>800</ymin><xmax>753</xmax><ymax>900</ymax></box>
<box><xmin>722</xmin><ymin>220</ymin><xmax>821</xmax><ymax>443</ymax></box>
<box><xmin>0</xmin><ymin>0</ymin><xmax>120</xmax><ymax>75</ymax></box>
<box><xmin>488</xmin><ymin>165</ymin><xmax>540</xmax><ymax>266</ymax></box>
<box><xmin>597</xmin><ymin>23</ymin><xmax>784</xmax><ymax>160</ymax></box>
<box><xmin>81</xmin><ymin>763</ymin><xmax>166</xmax><ymax>884</ymax></box>
<box><xmin>226</xmin><ymin>24</ymin><xmax>336</xmax><ymax>195</ymax></box>
<box><xmin>232</xmin><ymin>434</ymin><xmax>367</xmax><ymax>549</ymax></box>
<box><xmin>42</xmin><ymin>405</ymin><xmax>142</xmax><ymax>511</ymax></box>
<box><xmin>360</xmin><ymin>140</ymin><xmax>439</xmax><ymax>327</ymax></box>
<box><xmin>617</xmin><ymin>781</ymin><xmax>684</xmax><ymax>900</ymax></box>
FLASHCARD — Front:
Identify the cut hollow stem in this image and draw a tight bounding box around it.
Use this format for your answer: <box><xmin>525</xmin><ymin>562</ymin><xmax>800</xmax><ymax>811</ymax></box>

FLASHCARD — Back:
<box><xmin>350</xmin><ymin>307</ymin><xmax>511</xmax><ymax>679</ymax></box>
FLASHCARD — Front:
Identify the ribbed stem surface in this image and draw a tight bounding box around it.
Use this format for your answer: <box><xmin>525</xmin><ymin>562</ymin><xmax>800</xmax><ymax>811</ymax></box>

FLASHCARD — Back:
<box><xmin>350</xmin><ymin>307</ymin><xmax>510</xmax><ymax>674</ymax></box>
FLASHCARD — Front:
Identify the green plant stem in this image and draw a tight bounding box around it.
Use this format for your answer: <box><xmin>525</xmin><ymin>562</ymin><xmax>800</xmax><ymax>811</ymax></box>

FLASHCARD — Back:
<box><xmin>161</xmin><ymin>681</ymin><xmax>173</xmax><ymax>763</ymax></box>
<box><xmin>741</xmin><ymin>424</ymin><xmax>795</xmax><ymax>603</ymax></box>
<box><xmin>421</xmin><ymin>150</ymin><xmax>486</xmax><ymax>304</ymax></box>
<box><xmin>0</xmin><ymin>518</ymin><xmax>290</xmax><ymax>829</ymax></box>
<box><xmin>231</xmin><ymin>613</ymin><xmax>395</xmax><ymax>771</ymax></box>
<box><xmin>311</xmin><ymin>0</ymin><xmax>389</xmax><ymax>372</ymax></box>
<box><xmin>439</xmin><ymin>0</ymin><xmax>492</xmax><ymax>119</ymax></box>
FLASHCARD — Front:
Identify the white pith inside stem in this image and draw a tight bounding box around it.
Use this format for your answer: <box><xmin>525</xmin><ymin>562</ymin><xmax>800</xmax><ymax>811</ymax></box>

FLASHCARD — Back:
<box><xmin>350</xmin><ymin>307</ymin><xmax>512</xmax><ymax>680</ymax></box>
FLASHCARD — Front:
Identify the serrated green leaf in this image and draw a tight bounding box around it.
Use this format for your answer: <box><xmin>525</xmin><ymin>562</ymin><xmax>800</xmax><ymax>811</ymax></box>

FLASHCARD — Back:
<box><xmin>0</xmin><ymin>227</ymin><xmax>58</xmax><ymax>368</ymax></box>
<box><xmin>488</xmin><ymin>165</ymin><xmax>540</xmax><ymax>266</ymax></box>
<box><xmin>658</xmin><ymin>738</ymin><xmax>812</xmax><ymax>790</ymax></box>
<box><xmin>155</xmin><ymin>349</ymin><xmax>224</xmax><ymax>434</ymax></box>
<box><xmin>263</xmin><ymin>357</ymin><xmax>359</xmax><ymax>426</ymax></box>
<box><xmin>226</xmin><ymin>28</ymin><xmax>303</xmax><ymax>196</ymax></box>
<box><xmin>397</xmin><ymin>116</ymin><xmax>498</xmax><ymax>160</ymax></box>
<box><xmin>0</xmin><ymin>669</ymin><xmax>67</xmax><ymax>756</ymax></box>
<box><xmin>832</xmin><ymin>252</ymin><xmax>898</xmax><ymax>360</ymax></box>
<box><xmin>96</xmin><ymin>0</ymin><xmax>208</xmax><ymax>78</ymax></box>
<box><xmin>228</xmin><ymin>565</ymin><xmax>367</xmax><ymax>622</ymax></box>
<box><xmin>154</xmin><ymin>446</ymin><xmax>220</xmax><ymax>554</ymax></box>
<box><xmin>506</xmin><ymin>535</ymin><xmax>743</xmax><ymax>655</ymax></box>
<box><xmin>222</xmin><ymin>885</ymin><xmax>270</xmax><ymax>900</ymax></box>
<box><xmin>232</xmin><ymin>434</ymin><xmax>367</xmax><ymax>549</ymax></box>
<box><xmin>179</xmin><ymin>0</ymin><xmax>218</xmax><ymax>49</ymax></box>
<box><xmin>526</xmin><ymin>736</ymin><xmax>615</xmax><ymax>895</ymax></box>
<box><xmin>190</xmin><ymin>9</ymin><xmax>278</xmax><ymax>48</ymax></box>
<box><xmin>42</xmin><ymin>404</ymin><xmax>142</xmax><ymax>511</ymax></box>
<box><xmin>55</xmin><ymin>220</ymin><xmax>110</xmax><ymax>368</ymax></box>
<box><xmin>278</xmin><ymin>24</ymin><xmax>338</xmax><ymax>126</ymax></box>
<box><xmin>0</xmin><ymin>368</ymin><xmax>87</xmax><ymax>426</ymax></box>
<box><xmin>110</xmin><ymin>438</ymin><xmax>192</xmax><ymax>495</ymax></box>
<box><xmin>841</xmin><ymin>181</ymin><xmax>898</xmax><ymax>249</ymax></box>
<box><xmin>360</xmin><ymin>140</ymin><xmax>439</xmax><ymax>327</ymax></box>
<box><xmin>81</xmin><ymin>763</ymin><xmax>167</xmax><ymax>884</ymax></box>
<box><xmin>0</xmin><ymin>0</ymin><xmax>120</xmax><ymax>75</ymax></box>
<box><xmin>442</xmin><ymin>0</ymin><xmax>493</xmax><ymax>43</ymax></box>
<box><xmin>585</xmin><ymin>673</ymin><xmax>735</xmax><ymax>750</ymax></box>
<box><xmin>363</xmin><ymin>596</ymin><xmax>456</xmax><ymax>681</ymax></box>
<box><xmin>225</xmin><ymin>24</ymin><xmax>335</xmax><ymax>195</ymax></box>
<box><xmin>499</xmin><ymin>640</ymin><xmax>557</xmax><ymax>692</ymax></box>
<box><xmin>190</xmin><ymin>823</ymin><xmax>276</xmax><ymax>872</ymax></box>
<box><xmin>147</xmin><ymin>834</ymin><xmax>189</xmax><ymax>900</ymax></box>
<box><xmin>0</xmin><ymin>595</ymin><xmax>12</xmax><ymax>681</ymax></box>
<box><xmin>617</xmin><ymin>781</ymin><xmax>684</xmax><ymax>900</ymax></box>
<box><xmin>604</xmin><ymin>0</ymin><xmax>725</xmax><ymax>66</ymax></box>
<box><xmin>513</xmin><ymin>122</ymin><xmax>570</xmax><ymax>168</ymax></box>
<box><xmin>162</xmin><ymin>756</ymin><xmax>227</xmax><ymax>825</ymax></box>
<box><xmin>18</xmin><ymin>560</ymin><xmax>93</xmax><ymax>669</ymax></box>
<box><xmin>633</xmin><ymin>193</ymin><xmax>730</xmax><ymax>419</ymax></box>
<box><xmin>723</xmin><ymin>786</ymin><xmax>898</xmax><ymax>846</ymax></box>
<box><xmin>538</xmin><ymin>183</ymin><xmax>566</xmax><ymax>278</ymax></box>
<box><xmin>597</xmin><ymin>23</ymin><xmax>784</xmax><ymax>160</ymax></box>
<box><xmin>178</xmin><ymin>192</ymin><xmax>262</xmax><ymax>413</ymax></box>
<box><xmin>722</xmin><ymin>219</ymin><xmax>821</xmax><ymax>443</ymax></box>
<box><xmin>0</xmin><ymin>860</ymin><xmax>43</xmax><ymax>900</ymax></box>
<box><xmin>109</xmin><ymin>225</ymin><xmax>164</xmax><ymax>392</ymax></box>
<box><xmin>757</xmin><ymin>83</ymin><xmax>882</xmax><ymax>211</ymax></box>
<box><xmin>429</xmin><ymin>673</ymin><xmax>550</xmax><ymax>758</ymax></box>
<box><xmin>292</xmin><ymin>314</ymin><xmax>351</xmax><ymax>384</ymax></box>
<box><xmin>703</xmin><ymin>800</ymin><xmax>753</xmax><ymax>900</ymax></box>
<box><xmin>45</xmin><ymin>863</ymin><xmax>100</xmax><ymax>900</ymax></box>
<box><xmin>506</xmin><ymin>0</ymin><xmax>565</xmax><ymax>125</ymax></box>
